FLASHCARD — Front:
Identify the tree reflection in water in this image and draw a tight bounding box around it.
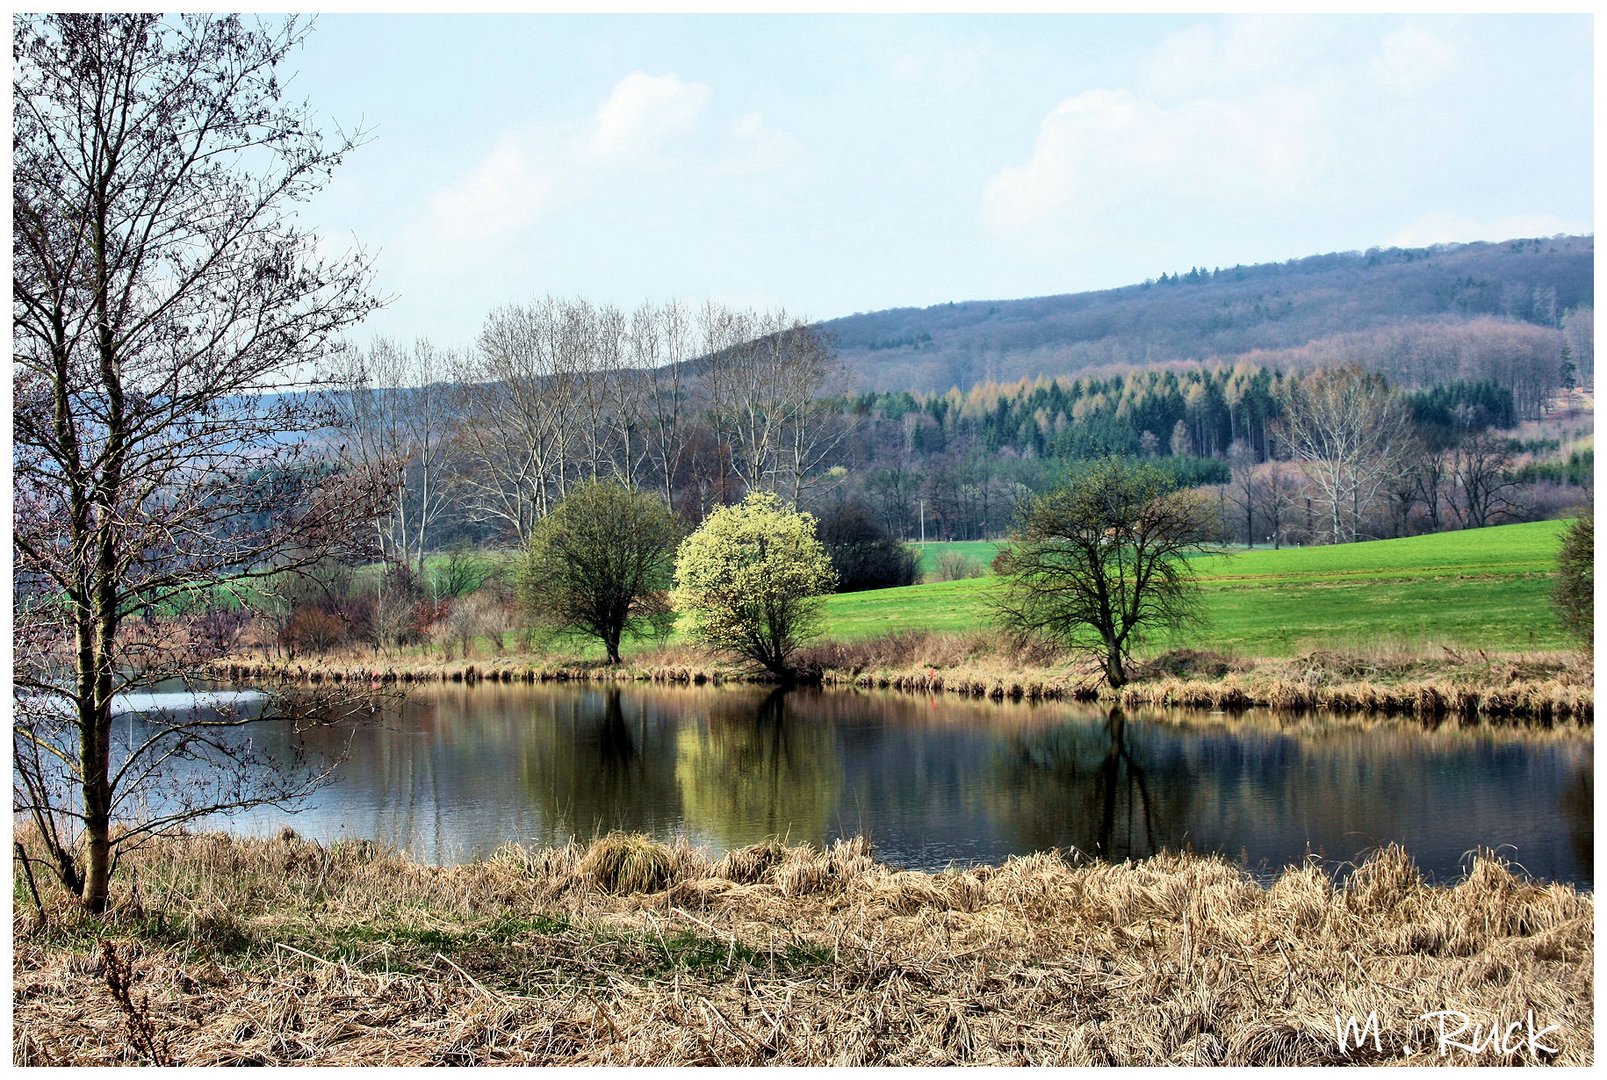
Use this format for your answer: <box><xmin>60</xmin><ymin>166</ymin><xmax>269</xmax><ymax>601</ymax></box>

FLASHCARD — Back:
<box><xmin>676</xmin><ymin>687</ymin><xmax>842</xmax><ymax>848</ymax></box>
<box><xmin>519</xmin><ymin>687</ymin><xmax>682</xmax><ymax>837</ymax></box>
<box><xmin>989</xmin><ymin>708</ymin><xmax>1196</xmax><ymax>861</ymax></box>
<box><xmin>1560</xmin><ymin>769</ymin><xmax>1592</xmax><ymax>880</ymax></box>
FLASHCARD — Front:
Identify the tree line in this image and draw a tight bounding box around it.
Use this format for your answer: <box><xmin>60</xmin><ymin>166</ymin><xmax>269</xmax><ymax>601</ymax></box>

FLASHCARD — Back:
<box><xmin>342</xmin><ymin>320</ymin><xmax>1583</xmax><ymax>563</ymax></box>
<box><xmin>331</xmin><ymin>299</ymin><xmax>848</xmax><ymax>571</ymax></box>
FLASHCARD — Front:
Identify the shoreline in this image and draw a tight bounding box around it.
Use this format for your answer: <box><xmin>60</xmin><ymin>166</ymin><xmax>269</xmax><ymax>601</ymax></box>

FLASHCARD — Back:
<box><xmin>12</xmin><ymin>829</ymin><xmax>1593</xmax><ymax>1066</ymax></box>
<box><xmin>213</xmin><ymin>638</ymin><xmax>1594</xmax><ymax>725</ymax></box>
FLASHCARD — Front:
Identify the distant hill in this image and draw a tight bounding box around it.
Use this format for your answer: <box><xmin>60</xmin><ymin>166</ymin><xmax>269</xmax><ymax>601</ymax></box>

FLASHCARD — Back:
<box><xmin>821</xmin><ymin>235</ymin><xmax>1593</xmax><ymax>393</ymax></box>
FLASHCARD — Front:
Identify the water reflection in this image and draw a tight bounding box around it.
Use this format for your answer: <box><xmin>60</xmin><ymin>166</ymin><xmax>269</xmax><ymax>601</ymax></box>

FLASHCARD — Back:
<box><xmin>191</xmin><ymin>684</ymin><xmax>1590</xmax><ymax>887</ymax></box>
<box><xmin>676</xmin><ymin>688</ymin><xmax>842</xmax><ymax>848</ymax></box>
<box><xmin>989</xmin><ymin>708</ymin><xmax>1185</xmax><ymax>860</ymax></box>
<box><xmin>520</xmin><ymin>687</ymin><xmax>682</xmax><ymax>838</ymax></box>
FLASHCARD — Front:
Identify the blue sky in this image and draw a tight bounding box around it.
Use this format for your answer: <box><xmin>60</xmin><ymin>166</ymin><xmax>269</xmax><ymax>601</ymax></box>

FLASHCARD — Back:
<box><xmin>288</xmin><ymin>13</ymin><xmax>1593</xmax><ymax>348</ymax></box>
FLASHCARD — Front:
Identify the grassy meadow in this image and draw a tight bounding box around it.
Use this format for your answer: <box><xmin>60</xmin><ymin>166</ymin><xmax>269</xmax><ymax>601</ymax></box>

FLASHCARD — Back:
<box><xmin>822</xmin><ymin>521</ymin><xmax>1574</xmax><ymax>656</ymax></box>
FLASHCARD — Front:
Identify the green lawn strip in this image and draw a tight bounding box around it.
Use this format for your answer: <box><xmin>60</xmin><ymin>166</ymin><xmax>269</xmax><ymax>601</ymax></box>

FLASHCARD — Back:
<box><xmin>1174</xmin><ymin>572</ymin><xmax>1565</xmax><ymax>655</ymax></box>
<box><xmin>817</xmin><ymin>521</ymin><xmax>1570</xmax><ymax>656</ymax></box>
<box><xmin>330</xmin><ymin>522</ymin><xmax>1572</xmax><ymax>664</ymax></box>
<box><xmin>1191</xmin><ymin>520</ymin><xmax>1564</xmax><ymax>578</ymax></box>
<box><xmin>28</xmin><ymin>898</ymin><xmax>828</xmax><ymax>995</ymax></box>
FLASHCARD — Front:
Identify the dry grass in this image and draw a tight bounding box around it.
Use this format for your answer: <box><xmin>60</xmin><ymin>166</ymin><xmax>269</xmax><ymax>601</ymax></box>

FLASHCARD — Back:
<box><xmin>812</xmin><ymin>633</ymin><xmax>1592</xmax><ymax>725</ymax></box>
<box><xmin>12</xmin><ymin>829</ymin><xmax>1593</xmax><ymax>1066</ymax></box>
<box><xmin>217</xmin><ymin>631</ymin><xmax>1592</xmax><ymax>726</ymax></box>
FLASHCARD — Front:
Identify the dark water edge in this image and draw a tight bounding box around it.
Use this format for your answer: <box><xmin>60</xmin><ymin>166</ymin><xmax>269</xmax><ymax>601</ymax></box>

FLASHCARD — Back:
<box><xmin>130</xmin><ymin>683</ymin><xmax>1592</xmax><ymax>889</ymax></box>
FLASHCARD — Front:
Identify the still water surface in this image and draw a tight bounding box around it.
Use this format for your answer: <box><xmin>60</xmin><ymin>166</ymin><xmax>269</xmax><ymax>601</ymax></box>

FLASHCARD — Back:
<box><xmin>206</xmin><ymin>684</ymin><xmax>1591</xmax><ymax>887</ymax></box>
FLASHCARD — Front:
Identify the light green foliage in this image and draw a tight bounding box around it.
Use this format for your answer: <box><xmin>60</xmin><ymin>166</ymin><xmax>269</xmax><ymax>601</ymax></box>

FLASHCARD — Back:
<box><xmin>673</xmin><ymin>492</ymin><xmax>838</xmax><ymax>677</ymax></box>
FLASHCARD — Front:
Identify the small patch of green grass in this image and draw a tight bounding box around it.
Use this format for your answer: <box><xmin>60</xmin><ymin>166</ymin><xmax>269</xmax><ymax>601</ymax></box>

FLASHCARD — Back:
<box><xmin>908</xmin><ymin>540</ymin><xmax>1001</xmax><ymax>578</ymax></box>
<box><xmin>634</xmin><ymin>929</ymin><xmax>831</xmax><ymax>979</ymax></box>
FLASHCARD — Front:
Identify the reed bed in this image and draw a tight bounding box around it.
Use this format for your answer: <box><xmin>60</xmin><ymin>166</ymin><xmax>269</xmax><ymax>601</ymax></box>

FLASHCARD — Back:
<box><xmin>218</xmin><ymin>632</ymin><xmax>1591</xmax><ymax>725</ymax></box>
<box><xmin>13</xmin><ymin>830</ymin><xmax>1593</xmax><ymax>1066</ymax></box>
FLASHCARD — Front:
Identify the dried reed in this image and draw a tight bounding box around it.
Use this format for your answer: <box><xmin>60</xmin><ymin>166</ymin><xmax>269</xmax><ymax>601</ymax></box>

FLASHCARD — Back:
<box><xmin>12</xmin><ymin>829</ymin><xmax>1593</xmax><ymax>1066</ymax></box>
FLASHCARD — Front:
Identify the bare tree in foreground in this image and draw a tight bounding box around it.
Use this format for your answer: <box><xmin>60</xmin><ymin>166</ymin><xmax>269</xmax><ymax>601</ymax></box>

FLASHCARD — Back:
<box><xmin>12</xmin><ymin>13</ymin><xmax>383</xmax><ymax>911</ymax></box>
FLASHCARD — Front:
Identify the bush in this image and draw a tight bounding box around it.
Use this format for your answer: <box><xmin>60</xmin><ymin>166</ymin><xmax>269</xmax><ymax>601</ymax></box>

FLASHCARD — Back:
<box><xmin>816</xmin><ymin>500</ymin><xmax>919</xmax><ymax>592</ymax></box>
<box><xmin>279</xmin><ymin>606</ymin><xmax>347</xmax><ymax>657</ymax></box>
<box><xmin>367</xmin><ymin>563</ymin><xmax>433</xmax><ymax>650</ymax></box>
<box><xmin>1553</xmin><ymin>514</ymin><xmax>1592</xmax><ymax>647</ymax></box>
<box><xmin>674</xmin><ymin>491</ymin><xmax>837</xmax><ymax>679</ymax></box>
<box><xmin>436</xmin><ymin>592</ymin><xmax>519</xmax><ymax>659</ymax></box>
<box><xmin>933</xmin><ymin>551</ymin><xmax>984</xmax><ymax>582</ymax></box>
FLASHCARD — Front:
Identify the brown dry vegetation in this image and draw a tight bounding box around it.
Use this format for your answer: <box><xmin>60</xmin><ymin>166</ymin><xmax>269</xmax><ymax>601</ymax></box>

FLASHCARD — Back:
<box><xmin>812</xmin><ymin>633</ymin><xmax>1593</xmax><ymax>725</ymax></box>
<box><xmin>12</xmin><ymin>829</ymin><xmax>1593</xmax><ymax>1066</ymax></box>
<box><xmin>215</xmin><ymin>632</ymin><xmax>1593</xmax><ymax>726</ymax></box>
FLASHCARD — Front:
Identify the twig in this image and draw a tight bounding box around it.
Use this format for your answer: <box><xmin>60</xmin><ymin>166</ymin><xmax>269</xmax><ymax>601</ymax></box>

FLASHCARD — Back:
<box><xmin>15</xmin><ymin>841</ymin><xmax>48</xmax><ymax>925</ymax></box>
<box><xmin>273</xmin><ymin>941</ymin><xmax>344</xmax><ymax>968</ymax></box>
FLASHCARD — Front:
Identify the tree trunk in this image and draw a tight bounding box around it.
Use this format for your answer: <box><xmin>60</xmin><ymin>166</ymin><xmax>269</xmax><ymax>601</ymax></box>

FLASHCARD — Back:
<box><xmin>1104</xmin><ymin>647</ymin><xmax>1127</xmax><ymax>688</ymax></box>
<box><xmin>78</xmin><ymin>695</ymin><xmax>113</xmax><ymax>913</ymax></box>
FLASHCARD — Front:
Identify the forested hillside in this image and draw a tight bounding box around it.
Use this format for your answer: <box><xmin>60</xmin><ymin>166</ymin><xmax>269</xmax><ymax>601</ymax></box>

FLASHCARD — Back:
<box><xmin>823</xmin><ymin>236</ymin><xmax>1593</xmax><ymax>393</ymax></box>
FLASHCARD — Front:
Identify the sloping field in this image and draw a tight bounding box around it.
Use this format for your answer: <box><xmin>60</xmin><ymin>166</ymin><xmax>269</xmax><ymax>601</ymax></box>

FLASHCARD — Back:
<box><xmin>822</xmin><ymin>521</ymin><xmax>1573</xmax><ymax>656</ymax></box>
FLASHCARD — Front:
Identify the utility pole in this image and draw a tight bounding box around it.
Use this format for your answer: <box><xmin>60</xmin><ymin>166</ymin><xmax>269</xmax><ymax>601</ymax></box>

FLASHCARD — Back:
<box><xmin>919</xmin><ymin>498</ymin><xmax>926</xmax><ymax>544</ymax></box>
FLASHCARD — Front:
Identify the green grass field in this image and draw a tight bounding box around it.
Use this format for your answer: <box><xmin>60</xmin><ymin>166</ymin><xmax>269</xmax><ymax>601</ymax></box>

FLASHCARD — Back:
<box><xmin>907</xmin><ymin>541</ymin><xmax>1000</xmax><ymax>578</ymax></box>
<box><xmin>821</xmin><ymin>520</ymin><xmax>1575</xmax><ymax>656</ymax></box>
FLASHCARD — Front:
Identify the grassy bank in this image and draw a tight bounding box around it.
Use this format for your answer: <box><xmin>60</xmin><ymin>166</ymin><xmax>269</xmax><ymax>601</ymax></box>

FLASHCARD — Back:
<box><xmin>218</xmin><ymin>521</ymin><xmax>1589</xmax><ymax>724</ymax></box>
<box><xmin>12</xmin><ymin>830</ymin><xmax>1592</xmax><ymax>1066</ymax></box>
<box><xmin>220</xmin><ymin>630</ymin><xmax>1593</xmax><ymax>726</ymax></box>
<box><xmin>808</xmin><ymin>634</ymin><xmax>1593</xmax><ymax>724</ymax></box>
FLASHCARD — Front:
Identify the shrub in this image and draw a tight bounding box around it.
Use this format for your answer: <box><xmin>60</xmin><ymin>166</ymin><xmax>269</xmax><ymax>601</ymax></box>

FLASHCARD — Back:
<box><xmin>279</xmin><ymin>606</ymin><xmax>347</xmax><ymax>657</ymax></box>
<box><xmin>674</xmin><ymin>491</ymin><xmax>837</xmax><ymax>679</ymax></box>
<box><xmin>816</xmin><ymin>499</ymin><xmax>919</xmax><ymax>592</ymax></box>
<box><xmin>1553</xmin><ymin>514</ymin><xmax>1592</xmax><ymax>646</ymax></box>
<box><xmin>933</xmin><ymin>551</ymin><xmax>984</xmax><ymax>582</ymax></box>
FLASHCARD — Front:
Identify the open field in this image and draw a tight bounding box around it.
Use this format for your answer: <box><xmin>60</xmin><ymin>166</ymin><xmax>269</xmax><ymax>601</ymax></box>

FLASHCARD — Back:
<box><xmin>822</xmin><ymin>521</ymin><xmax>1575</xmax><ymax>655</ymax></box>
<box><xmin>12</xmin><ymin>830</ymin><xmax>1592</xmax><ymax>1066</ymax></box>
<box><xmin>908</xmin><ymin>540</ymin><xmax>1000</xmax><ymax>579</ymax></box>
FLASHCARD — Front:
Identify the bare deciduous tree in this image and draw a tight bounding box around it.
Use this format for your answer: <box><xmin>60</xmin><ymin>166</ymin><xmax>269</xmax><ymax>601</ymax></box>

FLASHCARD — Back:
<box><xmin>13</xmin><ymin>14</ymin><xmax>384</xmax><ymax>911</ymax></box>
<box><xmin>703</xmin><ymin>308</ymin><xmax>846</xmax><ymax>504</ymax></box>
<box><xmin>1254</xmin><ymin>461</ymin><xmax>1303</xmax><ymax>549</ymax></box>
<box><xmin>1450</xmin><ymin>429</ymin><xmax>1522</xmax><ymax>529</ymax></box>
<box><xmin>637</xmin><ymin>301</ymin><xmax>695</xmax><ymax>511</ymax></box>
<box><xmin>454</xmin><ymin>300</ymin><xmax>580</xmax><ymax>537</ymax></box>
<box><xmin>1279</xmin><ymin>366</ymin><xmax>1409</xmax><ymax>543</ymax></box>
<box><xmin>332</xmin><ymin>338</ymin><xmax>456</xmax><ymax>578</ymax></box>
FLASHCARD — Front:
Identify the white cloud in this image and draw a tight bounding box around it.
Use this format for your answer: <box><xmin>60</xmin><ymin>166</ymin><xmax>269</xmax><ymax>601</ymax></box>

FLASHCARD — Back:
<box><xmin>720</xmin><ymin>111</ymin><xmax>801</xmax><ymax>174</ymax></box>
<box><xmin>982</xmin><ymin>86</ymin><xmax>1326</xmax><ymax>250</ymax></box>
<box><xmin>588</xmin><ymin>71</ymin><xmax>712</xmax><ymax>165</ymax></box>
<box><xmin>1369</xmin><ymin>25</ymin><xmax>1457</xmax><ymax>95</ymax></box>
<box><xmin>423</xmin><ymin>131</ymin><xmax>553</xmax><ymax>246</ymax></box>
<box><xmin>415</xmin><ymin>71</ymin><xmax>794</xmax><ymax>263</ymax></box>
<box><xmin>1389</xmin><ymin>212</ymin><xmax>1587</xmax><ymax>248</ymax></box>
<box><xmin>1143</xmin><ymin>19</ymin><xmax>1315</xmax><ymax>99</ymax></box>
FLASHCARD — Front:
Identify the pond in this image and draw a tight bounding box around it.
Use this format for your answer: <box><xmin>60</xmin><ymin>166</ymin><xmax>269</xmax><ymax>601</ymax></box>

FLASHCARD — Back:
<box><xmin>147</xmin><ymin>684</ymin><xmax>1592</xmax><ymax>887</ymax></box>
